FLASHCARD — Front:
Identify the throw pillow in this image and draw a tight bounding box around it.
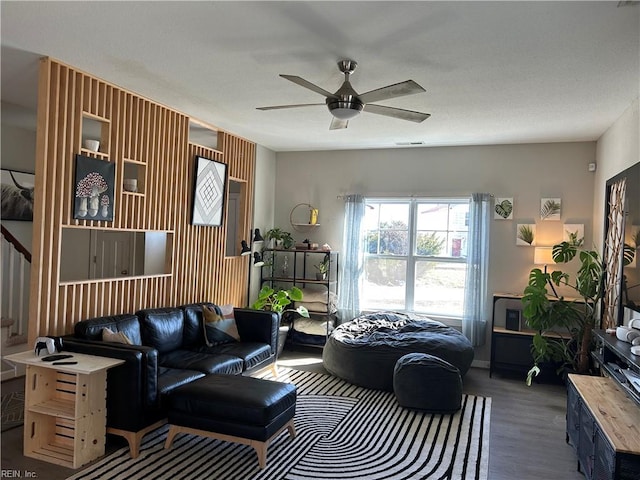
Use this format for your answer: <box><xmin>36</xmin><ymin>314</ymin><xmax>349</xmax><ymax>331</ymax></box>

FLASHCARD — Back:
<box><xmin>102</xmin><ymin>327</ymin><xmax>132</xmax><ymax>345</ymax></box>
<box><xmin>203</xmin><ymin>305</ymin><xmax>240</xmax><ymax>346</ymax></box>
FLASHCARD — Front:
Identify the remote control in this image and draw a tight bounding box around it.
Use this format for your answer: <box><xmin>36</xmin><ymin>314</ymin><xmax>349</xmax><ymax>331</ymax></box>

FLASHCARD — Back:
<box><xmin>41</xmin><ymin>354</ymin><xmax>73</xmax><ymax>362</ymax></box>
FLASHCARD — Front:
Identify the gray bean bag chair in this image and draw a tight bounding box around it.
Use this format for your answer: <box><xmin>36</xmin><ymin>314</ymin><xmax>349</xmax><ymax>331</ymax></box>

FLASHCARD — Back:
<box><xmin>322</xmin><ymin>312</ymin><xmax>474</xmax><ymax>391</ymax></box>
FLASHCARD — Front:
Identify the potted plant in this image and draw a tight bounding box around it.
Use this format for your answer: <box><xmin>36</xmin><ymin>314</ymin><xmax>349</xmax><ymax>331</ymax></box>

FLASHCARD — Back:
<box><xmin>314</xmin><ymin>254</ymin><xmax>330</xmax><ymax>280</ymax></box>
<box><xmin>522</xmin><ymin>241</ymin><xmax>606</xmax><ymax>385</ymax></box>
<box><xmin>265</xmin><ymin>228</ymin><xmax>294</xmax><ymax>249</ymax></box>
<box><xmin>251</xmin><ymin>285</ymin><xmax>309</xmax><ymax>356</ymax></box>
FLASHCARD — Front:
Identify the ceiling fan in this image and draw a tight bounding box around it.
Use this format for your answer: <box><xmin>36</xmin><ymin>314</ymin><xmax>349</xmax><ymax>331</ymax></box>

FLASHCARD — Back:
<box><xmin>257</xmin><ymin>60</ymin><xmax>431</xmax><ymax>130</ymax></box>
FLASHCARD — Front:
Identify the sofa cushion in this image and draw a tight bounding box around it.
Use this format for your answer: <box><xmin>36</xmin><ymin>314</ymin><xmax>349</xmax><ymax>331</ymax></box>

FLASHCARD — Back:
<box><xmin>157</xmin><ymin>367</ymin><xmax>205</xmax><ymax>396</ymax></box>
<box><xmin>202</xmin><ymin>342</ymin><xmax>271</xmax><ymax>371</ymax></box>
<box><xmin>203</xmin><ymin>305</ymin><xmax>240</xmax><ymax>345</ymax></box>
<box><xmin>138</xmin><ymin>308</ymin><xmax>185</xmax><ymax>353</ymax></box>
<box><xmin>74</xmin><ymin>314</ymin><xmax>143</xmax><ymax>346</ymax></box>
<box><xmin>159</xmin><ymin>349</ymin><xmax>243</xmax><ymax>375</ymax></box>
<box><xmin>180</xmin><ymin>303</ymin><xmax>218</xmax><ymax>348</ymax></box>
<box><xmin>102</xmin><ymin>327</ymin><xmax>132</xmax><ymax>345</ymax></box>
<box><xmin>167</xmin><ymin>374</ymin><xmax>297</xmax><ymax>430</ymax></box>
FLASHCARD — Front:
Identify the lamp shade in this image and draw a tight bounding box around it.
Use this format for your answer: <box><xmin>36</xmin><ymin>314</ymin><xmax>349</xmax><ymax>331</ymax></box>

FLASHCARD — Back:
<box><xmin>534</xmin><ymin>247</ymin><xmax>554</xmax><ymax>265</ymax></box>
<box><xmin>253</xmin><ymin>228</ymin><xmax>264</xmax><ymax>242</ymax></box>
<box><xmin>253</xmin><ymin>252</ymin><xmax>265</xmax><ymax>267</ymax></box>
<box><xmin>240</xmin><ymin>240</ymin><xmax>251</xmax><ymax>256</ymax></box>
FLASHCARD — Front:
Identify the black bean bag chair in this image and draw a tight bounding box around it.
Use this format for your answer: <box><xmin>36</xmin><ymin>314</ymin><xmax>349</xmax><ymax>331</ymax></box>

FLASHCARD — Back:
<box><xmin>322</xmin><ymin>311</ymin><xmax>474</xmax><ymax>391</ymax></box>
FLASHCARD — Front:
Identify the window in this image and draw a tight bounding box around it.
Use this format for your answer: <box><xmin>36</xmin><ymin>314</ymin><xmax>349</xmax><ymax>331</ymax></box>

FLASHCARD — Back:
<box><xmin>362</xmin><ymin>198</ymin><xmax>469</xmax><ymax>318</ymax></box>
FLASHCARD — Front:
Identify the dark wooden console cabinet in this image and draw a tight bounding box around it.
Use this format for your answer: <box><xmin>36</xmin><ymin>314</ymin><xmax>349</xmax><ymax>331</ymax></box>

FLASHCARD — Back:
<box><xmin>567</xmin><ymin>374</ymin><xmax>640</xmax><ymax>480</ymax></box>
<box><xmin>490</xmin><ymin>293</ymin><xmax>566</xmax><ymax>380</ymax></box>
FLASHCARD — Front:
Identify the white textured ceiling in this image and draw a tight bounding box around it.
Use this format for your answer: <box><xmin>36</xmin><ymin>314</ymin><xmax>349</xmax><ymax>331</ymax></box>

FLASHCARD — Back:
<box><xmin>1</xmin><ymin>1</ymin><xmax>639</xmax><ymax>152</ymax></box>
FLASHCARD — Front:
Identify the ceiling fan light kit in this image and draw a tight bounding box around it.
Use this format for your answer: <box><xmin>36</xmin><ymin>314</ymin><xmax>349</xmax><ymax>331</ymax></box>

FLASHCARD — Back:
<box><xmin>258</xmin><ymin>59</ymin><xmax>430</xmax><ymax>130</ymax></box>
<box><xmin>326</xmin><ymin>100</ymin><xmax>363</xmax><ymax>120</ymax></box>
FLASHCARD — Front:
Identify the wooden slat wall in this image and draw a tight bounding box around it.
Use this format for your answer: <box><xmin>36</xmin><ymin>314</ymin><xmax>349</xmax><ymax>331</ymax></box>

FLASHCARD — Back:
<box><xmin>28</xmin><ymin>58</ymin><xmax>255</xmax><ymax>342</ymax></box>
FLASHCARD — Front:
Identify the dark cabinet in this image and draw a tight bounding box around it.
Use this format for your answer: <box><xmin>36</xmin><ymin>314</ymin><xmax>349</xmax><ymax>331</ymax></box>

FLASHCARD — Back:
<box><xmin>566</xmin><ymin>381</ymin><xmax>580</xmax><ymax>448</ymax></box>
<box><xmin>490</xmin><ymin>293</ymin><xmax>566</xmax><ymax>381</ymax></box>
<box><xmin>567</xmin><ymin>374</ymin><xmax>640</xmax><ymax>480</ymax></box>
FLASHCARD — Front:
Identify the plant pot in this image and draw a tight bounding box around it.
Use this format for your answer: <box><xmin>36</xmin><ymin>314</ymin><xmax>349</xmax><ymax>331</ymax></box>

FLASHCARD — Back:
<box><xmin>277</xmin><ymin>325</ymin><xmax>290</xmax><ymax>357</ymax></box>
<box><xmin>316</xmin><ymin>272</ymin><xmax>326</xmax><ymax>281</ymax></box>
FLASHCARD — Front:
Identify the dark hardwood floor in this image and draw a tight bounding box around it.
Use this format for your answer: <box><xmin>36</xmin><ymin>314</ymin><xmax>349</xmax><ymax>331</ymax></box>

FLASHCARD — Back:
<box><xmin>1</xmin><ymin>349</ymin><xmax>583</xmax><ymax>480</ymax></box>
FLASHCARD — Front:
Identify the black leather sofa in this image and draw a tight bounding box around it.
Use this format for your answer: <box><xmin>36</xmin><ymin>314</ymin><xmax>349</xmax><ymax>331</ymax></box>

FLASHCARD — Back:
<box><xmin>63</xmin><ymin>303</ymin><xmax>279</xmax><ymax>458</ymax></box>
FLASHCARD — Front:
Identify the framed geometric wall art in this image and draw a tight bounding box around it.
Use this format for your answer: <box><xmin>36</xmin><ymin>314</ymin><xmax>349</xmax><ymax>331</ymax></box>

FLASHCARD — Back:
<box><xmin>191</xmin><ymin>155</ymin><xmax>227</xmax><ymax>227</ymax></box>
<box><xmin>73</xmin><ymin>154</ymin><xmax>115</xmax><ymax>222</ymax></box>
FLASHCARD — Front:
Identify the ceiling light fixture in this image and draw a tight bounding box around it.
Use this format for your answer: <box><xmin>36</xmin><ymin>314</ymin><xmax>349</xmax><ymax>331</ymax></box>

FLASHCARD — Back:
<box><xmin>326</xmin><ymin>99</ymin><xmax>364</xmax><ymax>120</ymax></box>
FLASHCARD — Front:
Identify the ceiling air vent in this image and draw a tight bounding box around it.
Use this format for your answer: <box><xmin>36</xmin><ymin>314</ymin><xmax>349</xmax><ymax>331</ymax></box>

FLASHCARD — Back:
<box><xmin>395</xmin><ymin>141</ymin><xmax>425</xmax><ymax>146</ymax></box>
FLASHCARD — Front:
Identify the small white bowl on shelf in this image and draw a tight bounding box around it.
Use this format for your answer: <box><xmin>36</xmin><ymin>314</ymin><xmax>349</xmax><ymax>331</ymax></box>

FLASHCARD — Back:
<box><xmin>83</xmin><ymin>139</ymin><xmax>100</xmax><ymax>152</ymax></box>
<box><xmin>123</xmin><ymin>178</ymin><xmax>138</xmax><ymax>192</ymax></box>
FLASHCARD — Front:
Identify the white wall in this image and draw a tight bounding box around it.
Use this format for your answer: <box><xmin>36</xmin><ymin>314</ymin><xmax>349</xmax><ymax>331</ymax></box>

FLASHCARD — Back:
<box><xmin>593</xmin><ymin>98</ymin><xmax>640</xmax><ymax>246</ymax></box>
<box><xmin>273</xmin><ymin>142</ymin><xmax>597</xmax><ymax>361</ymax></box>
<box><xmin>249</xmin><ymin>144</ymin><xmax>277</xmax><ymax>304</ymax></box>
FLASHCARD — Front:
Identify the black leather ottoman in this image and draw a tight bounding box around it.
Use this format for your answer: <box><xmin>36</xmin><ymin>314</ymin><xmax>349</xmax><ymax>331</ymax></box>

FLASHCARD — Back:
<box><xmin>393</xmin><ymin>352</ymin><xmax>462</xmax><ymax>414</ymax></box>
<box><xmin>164</xmin><ymin>374</ymin><xmax>297</xmax><ymax>468</ymax></box>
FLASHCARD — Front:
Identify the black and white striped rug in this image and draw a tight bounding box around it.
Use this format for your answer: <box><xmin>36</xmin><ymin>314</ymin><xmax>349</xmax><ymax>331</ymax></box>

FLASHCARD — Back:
<box><xmin>0</xmin><ymin>390</ymin><xmax>24</xmax><ymax>432</ymax></box>
<box><xmin>68</xmin><ymin>368</ymin><xmax>490</xmax><ymax>480</ymax></box>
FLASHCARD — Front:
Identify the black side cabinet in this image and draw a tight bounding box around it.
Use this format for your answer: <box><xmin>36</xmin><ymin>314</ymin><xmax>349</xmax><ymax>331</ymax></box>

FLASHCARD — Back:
<box><xmin>567</xmin><ymin>374</ymin><xmax>640</xmax><ymax>480</ymax></box>
<box><xmin>490</xmin><ymin>293</ymin><xmax>567</xmax><ymax>381</ymax></box>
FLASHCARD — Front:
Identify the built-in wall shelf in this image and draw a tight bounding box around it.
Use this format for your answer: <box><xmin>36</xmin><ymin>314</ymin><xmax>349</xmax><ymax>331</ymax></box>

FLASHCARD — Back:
<box><xmin>81</xmin><ymin>112</ymin><xmax>110</xmax><ymax>157</ymax></box>
<box><xmin>122</xmin><ymin>157</ymin><xmax>146</xmax><ymax>195</ymax></box>
<box><xmin>79</xmin><ymin>149</ymin><xmax>109</xmax><ymax>160</ymax></box>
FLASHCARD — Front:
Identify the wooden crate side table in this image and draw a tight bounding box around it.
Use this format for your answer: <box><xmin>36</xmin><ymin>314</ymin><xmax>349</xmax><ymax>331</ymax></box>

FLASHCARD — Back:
<box><xmin>5</xmin><ymin>351</ymin><xmax>124</xmax><ymax>469</ymax></box>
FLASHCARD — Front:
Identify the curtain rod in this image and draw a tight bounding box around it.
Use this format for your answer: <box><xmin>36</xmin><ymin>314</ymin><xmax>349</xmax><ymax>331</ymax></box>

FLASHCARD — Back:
<box><xmin>337</xmin><ymin>193</ymin><xmax>494</xmax><ymax>199</ymax></box>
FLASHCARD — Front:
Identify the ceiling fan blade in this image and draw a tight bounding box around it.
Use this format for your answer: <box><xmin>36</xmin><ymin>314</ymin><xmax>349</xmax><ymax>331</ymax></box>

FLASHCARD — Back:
<box><xmin>364</xmin><ymin>104</ymin><xmax>431</xmax><ymax>123</ymax></box>
<box><xmin>256</xmin><ymin>103</ymin><xmax>325</xmax><ymax>111</ymax></box>
<box><xmin>280</xmin><ymin>75</ymin><xmax>337</xmax><ymax>98</ymax></box>
<box><xmin>329</xmin><ymin>117</ymin><xmax>349</xmax><ymax>130</ymax></box>
<box><xmin>359</xmin><ymin>80</ymin><xmax>426</xmax><ymax>104</ymax></box>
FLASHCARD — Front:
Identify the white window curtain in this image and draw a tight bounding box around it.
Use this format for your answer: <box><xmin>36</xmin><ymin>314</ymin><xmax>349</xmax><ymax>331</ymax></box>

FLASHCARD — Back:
<box><xmin>462</xmin><ymin>193</ymin><xmax>492</xmax><ymax>346</ymax></box>
<box><xmin>337</xmin><ymin>194</ymin><xmax>366</xmax><ymax>323</ymax></box>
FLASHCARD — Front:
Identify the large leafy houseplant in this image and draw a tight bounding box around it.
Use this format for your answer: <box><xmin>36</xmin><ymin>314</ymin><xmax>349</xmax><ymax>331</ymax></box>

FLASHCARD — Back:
<box><xmin>251</xmin><ymin>285</ymin><xmax>309</xmax><ymax>318</ymax></box>
<box><xmin>522</xmin><ymin>241</ymin><xmax>604</xmax><ymax>385</ymax></box>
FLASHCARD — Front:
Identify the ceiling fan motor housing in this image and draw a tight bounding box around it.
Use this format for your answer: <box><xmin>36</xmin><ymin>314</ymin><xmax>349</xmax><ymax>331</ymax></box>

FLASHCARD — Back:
<box><xmin>326</xmin><ymin>75</ymin><xmax>363</xmax><ymax>120</ymax></box>
<box><xmin>326</xmin><ymin>97</ymin><xmax>364</xmax><ymax>120</ymax></box>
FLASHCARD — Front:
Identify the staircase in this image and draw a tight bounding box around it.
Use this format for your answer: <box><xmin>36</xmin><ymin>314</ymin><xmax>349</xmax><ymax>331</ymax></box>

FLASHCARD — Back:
<box><xmin>1</xmin><ymin>225</ymin><xmax>31</xmax><ymax>381</ymax></box>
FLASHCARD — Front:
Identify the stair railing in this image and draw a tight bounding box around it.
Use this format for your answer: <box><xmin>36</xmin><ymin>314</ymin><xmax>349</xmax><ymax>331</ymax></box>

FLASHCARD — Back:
<box><xmin>1</xmin><ymin>225</ymin><xmax>31</xmax><ymax>342</ymax></box>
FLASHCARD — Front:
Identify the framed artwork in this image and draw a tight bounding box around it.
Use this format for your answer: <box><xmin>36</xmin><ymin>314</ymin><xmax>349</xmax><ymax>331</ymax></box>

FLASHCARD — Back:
<box><xmin>1</xmin><ymin>169</ymin><xmax>34</xmax><ymax>221</ymax></box>
<box><xmin>73</xmin><ymin>154</ymin><xmax>115</xmax><ymax>221</ymax></box>
<box><xmin>191</xmin><ymin>155</ymin><xmax>227</xmax><ymax>227</ymax></box>
<box><xmin>541</xmin><ymin>198</ymin><xmax>561</xmax><ymax>221</ymax></box>
<box><xmin>494</xmin><ymin>197</ymin><xmax>513</xmax><ymax>220</ymax></box>
<box><xmin>564</xmin><ymin>224</ymin><xmax>585</xmax><ymax>247</ymax></box>
<box><xmin>516</xmin><ymin>224</ymin><xmax>536</xmax><ymax>246</ymax></box>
